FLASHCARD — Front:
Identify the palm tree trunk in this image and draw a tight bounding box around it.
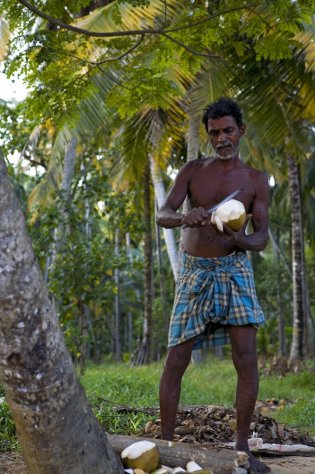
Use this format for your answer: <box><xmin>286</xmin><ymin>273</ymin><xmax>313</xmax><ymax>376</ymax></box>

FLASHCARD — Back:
<box><xmin>149</xmin><ymin>115</ymin><xmax>179</xmax><ymax>280</ymax></box>
<box><xmin>126</xmin><ymin>233</ymin><xmax>133</xmax><ymax>353</ymax></box>
<box><xmin>276</xmin><ymin>228</ymin><xmax>286</xmax><ymax>356</ymax></box>
<box><xmin>182</xmin><ymin>110</ymin><xmax>201</xmax><ymax>216</ymax></box>
<box><xmin>78</xmin><ymin>161</ymin><xmax>93</xmax><ymax>373</ymax></box>
<box><xmin>114</xmin><ymin>228</ymin><xmax>122</xmax><ymax>362</ymax></box>
<box><xmin>132</xmin><ymin>163</ymin><xmax>153</xmax><ymax>365</ymax></box>
<box><xmin>45</xmin><ymin>135</ymin><xmax>77</xmax><ymax>280</ymax></box>
<box><xmin>288</xmin><ymin>155</ymin><xmax>307</xmax><ymax>363</ymax></box>
<box><xmin>150</xmin><ymin>155</ymin><xmax>179</xmax><ymax>279</ymax></box>
<box><xmin>186</xmin><ymin>110</ymin><xmax>200</xmax><ymax>161</ymax></box>
<box><xmin>0</xmin><ymin>155</ymin><xmax>123</xmax><ymax>473</ymax></box>
<box><xmin>186</xmin><ymin>110</ymin><xmax>205</xmax><ymax>364</ymax></box>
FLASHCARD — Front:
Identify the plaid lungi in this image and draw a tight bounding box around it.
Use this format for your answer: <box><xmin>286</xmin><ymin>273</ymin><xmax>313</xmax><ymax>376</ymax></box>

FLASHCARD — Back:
<box><xmin>168</xmin><ymin>251</ymin><xmax>265</xmax><ymax>349</ymax></box>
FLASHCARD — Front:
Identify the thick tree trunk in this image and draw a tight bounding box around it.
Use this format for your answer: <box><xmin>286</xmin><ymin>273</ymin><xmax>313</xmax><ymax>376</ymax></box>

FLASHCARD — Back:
<box><xmin>0</xmin><ymin>156</ymin><xmax>123</xmax><ymax>473</ymax></box>
<box><xmin>288</xmin><ymin>155</ymin><xmax>307</xmax><ymax>362</ymax></box>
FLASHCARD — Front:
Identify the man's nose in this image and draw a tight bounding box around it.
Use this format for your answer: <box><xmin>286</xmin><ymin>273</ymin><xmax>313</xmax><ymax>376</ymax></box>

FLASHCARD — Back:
<box><xmin>217</xmin><ymin>132</ymin><xmax>226</xmax><ymax>142</ymax></box>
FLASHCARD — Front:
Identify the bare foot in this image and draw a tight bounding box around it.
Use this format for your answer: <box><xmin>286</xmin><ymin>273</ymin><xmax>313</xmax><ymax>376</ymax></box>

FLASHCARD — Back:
<box><xmin>247</xmin><ymin>451</ymin><xmax>271</xmax><ymax>473</ymax></box>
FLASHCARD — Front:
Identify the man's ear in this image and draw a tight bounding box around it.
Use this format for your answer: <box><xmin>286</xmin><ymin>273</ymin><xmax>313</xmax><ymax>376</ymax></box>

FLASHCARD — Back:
<box><xmin>240</xmin><ymin>123</ymin><xmax>246</xmax><ymax>137</ymax></box>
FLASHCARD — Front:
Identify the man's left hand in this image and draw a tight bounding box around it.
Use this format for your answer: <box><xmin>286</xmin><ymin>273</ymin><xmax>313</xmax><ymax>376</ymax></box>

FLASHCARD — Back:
<box><xmin>217</xmin><ymin>214</ymin><xmax>252</xmax><ymax>245</ymax></box>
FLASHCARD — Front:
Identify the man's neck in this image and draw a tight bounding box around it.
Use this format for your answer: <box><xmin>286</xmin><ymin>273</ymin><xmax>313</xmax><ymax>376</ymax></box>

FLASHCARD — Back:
<box><xmin>214</xmin><ymin>154</ymin><xmax>241</xmax><ymax>167</ymax></box>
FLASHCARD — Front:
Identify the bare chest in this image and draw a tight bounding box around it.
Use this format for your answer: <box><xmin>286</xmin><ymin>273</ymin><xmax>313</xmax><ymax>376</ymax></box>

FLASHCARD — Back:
<box><xmin>188</xmin><ymin>166</ymin><xmax>256</xmax><ymax>212</ymax></box>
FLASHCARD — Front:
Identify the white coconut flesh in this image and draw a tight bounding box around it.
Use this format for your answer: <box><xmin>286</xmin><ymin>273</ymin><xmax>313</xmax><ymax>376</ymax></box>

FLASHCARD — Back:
<box><xmin>151</xmin><ymin>468</ymin><xmax>171</xmax><ymax>474</ymax></box>
<box><xmin>211</xmin><ymin>199</ymin><xmax>246</xmax><ymax>232</ymax></box>
<box><xmin>121</xmin><ymin>440</ymin><xmax>160</xmax><ymax>471</ymax></box>
<box><xmin>186</xmin><ymin>460</ymin><xmax>203</xmax><ymax>472</ymax></box>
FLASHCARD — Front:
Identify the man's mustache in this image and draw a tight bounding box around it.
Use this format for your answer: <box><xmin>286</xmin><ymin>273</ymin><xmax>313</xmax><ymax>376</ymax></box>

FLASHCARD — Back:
<box><xmin>216</xmin><ymin>142</ymin><xmax>234</xmax><ymax>149</ymax></box>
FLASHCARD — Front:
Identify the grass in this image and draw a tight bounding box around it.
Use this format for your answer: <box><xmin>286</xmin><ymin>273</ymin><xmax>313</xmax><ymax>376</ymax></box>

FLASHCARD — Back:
<box><xmin>80</xmin><ymin>356</ymin><xmax>315</xmax><ymax>436</ymax></box>
<box><xmin>1</xmin><ymin>357</ymin><xmax>315</xmax><ymax>452</ymax></box>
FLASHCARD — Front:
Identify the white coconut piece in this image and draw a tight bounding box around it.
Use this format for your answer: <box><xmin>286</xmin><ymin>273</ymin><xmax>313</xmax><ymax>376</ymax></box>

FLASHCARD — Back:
<box><xmin>151</xmin><ymin>468</ymin><xmax>171</xmax><ymax>474</ymax></box>
<box><xmin>186</xmin><ymin>461</ymin><xmax>203</xmax><ymax>472</ymax></box>
<box><xmin>211</xmin><ymin>199</ymin><xmax>246</xmax><ymax>232</ymax></box>
<box><xmin>186</xmin><ymin>461</ymin><xmax>212</xmax><ymax>474</ymax></box>
<box><xmin>121</xmin><ymin>440</ymin><xmax>160</xmax><ymax>472</ymax></box>
<box><xmin>160</xmin><ymin>465</ymin><xmax>175</xmax><ymax>474</ymax></box>
<box><xmin>173</xmin><ymin>468</ymin><xmax>187</xmax><ymax>473</ymax></box>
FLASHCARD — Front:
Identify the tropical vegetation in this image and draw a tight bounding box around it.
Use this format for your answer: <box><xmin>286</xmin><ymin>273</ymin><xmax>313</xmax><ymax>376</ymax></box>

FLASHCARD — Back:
<box><xmin>0</xmin><ymin>1</ymin><xmax>315</xmax><ymax>471</ymax></box>
<box><xmin>0</xmin><ymin>0</ymin><xmax>314</xmax><ymax>384</ymax></box>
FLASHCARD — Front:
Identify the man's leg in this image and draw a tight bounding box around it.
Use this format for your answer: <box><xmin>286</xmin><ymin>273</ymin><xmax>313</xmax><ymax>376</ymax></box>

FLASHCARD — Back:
<box><xmin>229</xmin><ymin>325</ymin><xmax>270</xmax><ymax>473</ymax></box>
<box><xmin>159</xmin><ymin>338</ymin><xmax>195</xmax><ymax>440</ymax></box>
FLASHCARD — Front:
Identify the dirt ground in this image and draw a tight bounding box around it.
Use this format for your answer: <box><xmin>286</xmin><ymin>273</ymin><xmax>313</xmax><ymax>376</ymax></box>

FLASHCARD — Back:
<box><xmin>1</xmin><ymin>402</ymin><xmax>314</xmax><ymax>473</ymax></box>
<box><xmin>1</xmin><ymin>453</ymin><xmax>315</xmax><ymax>474</ymax></box>
<box><xmin>263</xmin><ymin>455</ymin><xmax>315</xmax><ymax>474</ymax></box>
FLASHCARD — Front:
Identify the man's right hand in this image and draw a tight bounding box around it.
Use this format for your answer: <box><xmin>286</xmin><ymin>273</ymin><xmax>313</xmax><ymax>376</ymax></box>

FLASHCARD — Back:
<box><xmin>182</xmin><ymin>207</ymin><xmax>210</xmax><ymax>227</ymax></box>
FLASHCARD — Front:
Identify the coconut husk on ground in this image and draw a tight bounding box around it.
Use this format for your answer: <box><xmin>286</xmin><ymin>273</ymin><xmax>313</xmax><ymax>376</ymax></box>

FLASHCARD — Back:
<box><xmin>2</xmin><ymin>402</ymin><xmax>315</xmax><ymax>473</ymax></box>
<box><xmin>117</xmin><ymin>404</ymin><xmax>315</xmax><ymax>449</ymax></box>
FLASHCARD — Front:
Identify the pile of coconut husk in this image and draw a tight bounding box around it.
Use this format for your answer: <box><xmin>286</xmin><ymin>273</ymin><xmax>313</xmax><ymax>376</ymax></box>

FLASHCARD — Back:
<box><xmin>147</xmin><ymin>405</ymin><xmax>315</xmax><ymax>447</ymax></box>
<box><xmin>114</xmin><ymin>404</ymin><xmax>315</xmax><ymax>448</ymax></box>
<box><xmin>107</xmin><ymin>403</ymin><xmax>315</xmax><ymax>473</ymax></box>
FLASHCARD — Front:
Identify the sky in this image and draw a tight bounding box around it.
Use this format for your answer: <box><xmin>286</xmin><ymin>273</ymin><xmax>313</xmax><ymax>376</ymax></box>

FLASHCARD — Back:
<box><xmin>0</xmin><ymin>72</ymin><xmax>28</xmax><ymax>102</ymax></box>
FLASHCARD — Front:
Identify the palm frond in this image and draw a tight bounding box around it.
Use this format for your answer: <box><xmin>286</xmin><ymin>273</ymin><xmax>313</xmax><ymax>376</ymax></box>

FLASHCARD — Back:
<box><xmin>74</xmin><ymin>0</ymin><xmax>181</xmax><ymax>34</ymax></box>
<box><xmin>295</xmin><ymin>25</ymin><xmax>315</xmax><ymax>73</ymax></box>
<box><xmin>0</xmin><ymin>17</ymin><xmax>10</xmax><ymax>60</ymax></box>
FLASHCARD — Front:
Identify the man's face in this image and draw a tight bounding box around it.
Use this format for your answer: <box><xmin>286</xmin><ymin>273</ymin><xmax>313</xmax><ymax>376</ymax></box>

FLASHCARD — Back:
<box><xmin>207</xmin><ymin>116</ymin><xmax>245</xmax><ymax>161</ymax></box>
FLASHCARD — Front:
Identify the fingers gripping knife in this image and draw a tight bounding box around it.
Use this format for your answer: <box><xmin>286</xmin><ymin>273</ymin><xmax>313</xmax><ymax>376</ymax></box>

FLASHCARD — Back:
<box><xmin>182</xmin><ymin>188</ymin><xmax>243</xmax><ymax>229</ymax></box>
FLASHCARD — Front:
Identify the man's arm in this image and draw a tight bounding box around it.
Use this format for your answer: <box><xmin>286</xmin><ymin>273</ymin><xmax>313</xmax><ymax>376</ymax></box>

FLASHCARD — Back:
<box><xmin>156</xmin><ymin>161</ymin><xmax>209</xmax><ymax>229</ymax></box>
<box><xmin>221</xmin><ymin>172</ymin><xmax>270</xmax><ymax>252</ymax></box>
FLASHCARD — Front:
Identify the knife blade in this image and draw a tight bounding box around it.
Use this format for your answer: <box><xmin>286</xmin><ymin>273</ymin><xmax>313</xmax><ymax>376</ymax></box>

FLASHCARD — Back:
<box><xmin>182</xmin><ymin>188</ymin><xmax>243</xmax><ymax>229</ymax></box>
<box><xmin>207</xmin><ymin>188</ymin><xmax>243</xmax><ymax>213</ymax></box>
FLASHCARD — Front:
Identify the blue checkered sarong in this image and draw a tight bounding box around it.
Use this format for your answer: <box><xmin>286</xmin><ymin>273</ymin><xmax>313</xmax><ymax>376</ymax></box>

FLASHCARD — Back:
<box><xmin>168</xmin><ymin>251</ymin><xmax>265</xmax><ymax>349</ymax></box>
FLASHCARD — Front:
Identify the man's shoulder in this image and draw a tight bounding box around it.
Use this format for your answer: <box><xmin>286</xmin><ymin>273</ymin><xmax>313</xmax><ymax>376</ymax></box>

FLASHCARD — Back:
<box><xmin>184</xmin><ymin>157</ymin><xmax>211</xmax><ymax>167</ymax></box>
<box><xmin>179</xmin><ymin>157</ymin><xmax>212</xmax><ymax>174</ymax></box>
<box><xmin>242</xmin><ymin>164</ymin><xmax>268</xmax><ymax>182</ymax></box>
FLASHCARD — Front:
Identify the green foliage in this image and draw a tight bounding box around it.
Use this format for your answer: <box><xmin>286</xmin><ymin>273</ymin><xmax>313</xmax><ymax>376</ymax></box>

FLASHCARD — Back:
<box><xmin>274</xmin><ymin>399</ymin><xmax>315</xmax><ymax>434</ymax></box>
<box><xmin>81</xmin><ymin>363</ymin><xmax>161</xmax><ymax>434</ymax></box>
<box><xmin>80</xmin><ymin>360</ymin><xmax>315</xmax><ymax>435</ymax></box>
<box><xmin>0</xmin><ymin>394</ymin><xmax>19</xmax><ymax>452</ymax></box>
<box><xmin>27</xmin><ymin>154</ymin><xmax>146</xmax><ymax>362</ymax></box>
<box><xmin>0</xmin><ymin>0</ymin><xmax>314</xmax><ymax>368</ymax></box>
<box><xmin>1</xmin><ymin>361</ymin><xmax>315</xmax><ymax>452</ymax></box>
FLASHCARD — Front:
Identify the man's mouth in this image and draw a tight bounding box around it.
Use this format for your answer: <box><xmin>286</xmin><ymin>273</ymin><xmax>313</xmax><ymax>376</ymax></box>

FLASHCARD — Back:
<box><xmin>217</xmin><ymin>144</ymin><xmax>232</xmax><ymax>151</ymax></box>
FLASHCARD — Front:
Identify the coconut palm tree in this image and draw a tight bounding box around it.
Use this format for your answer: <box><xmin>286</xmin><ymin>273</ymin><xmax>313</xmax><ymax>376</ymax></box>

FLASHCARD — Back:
<box><xmin>0</xmin><ymin>154</ymin><xmax>123</xmax><ymax>473</ymax></box>
<box><xmin>232</xmin><ymin>45</ymin><xmax>315</xmax><ymax>362</ymax></box>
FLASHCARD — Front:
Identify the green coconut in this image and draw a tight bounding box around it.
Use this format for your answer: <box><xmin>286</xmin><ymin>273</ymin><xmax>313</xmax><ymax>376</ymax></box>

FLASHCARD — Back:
<box><xmin>121</xmin><ymin>440</ymin><xmax>160</xmax><ymax>472</ymax></box>
<box><xmin>211</xmin><ymin>199</ymin><xmax>246</xmax><ymax>232</ymax></box>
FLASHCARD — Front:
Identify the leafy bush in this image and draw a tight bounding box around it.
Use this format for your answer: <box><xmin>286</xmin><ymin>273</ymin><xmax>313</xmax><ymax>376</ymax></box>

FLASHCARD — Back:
<box><xmin>0</xmin><ymin>394</ymin><xmax>19</xmax><ymax>452</ymax></box>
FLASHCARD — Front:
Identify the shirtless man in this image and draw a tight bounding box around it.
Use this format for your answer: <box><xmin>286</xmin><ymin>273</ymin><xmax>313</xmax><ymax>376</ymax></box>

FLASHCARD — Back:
<box><xmin>157</xmin><ymin>98</ymin><xmax>270</xmax><ymax>473</ymax></box>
